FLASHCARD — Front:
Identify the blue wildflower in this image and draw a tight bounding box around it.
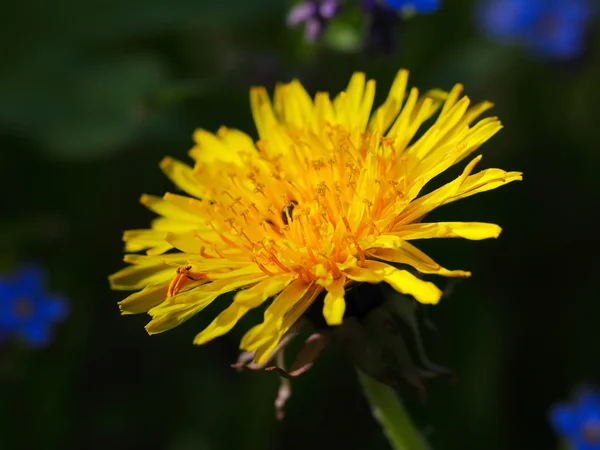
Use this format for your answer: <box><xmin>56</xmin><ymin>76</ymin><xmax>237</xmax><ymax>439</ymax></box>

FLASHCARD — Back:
<box><xmin>478</xmin><ymin>0</ymin><xmax>593</xmax><ymax>60</ymax></box>
<box><xmin>551</xmin><ymin>389</ymin><xmax>600</xmax><ymax>450</ymax></box>
<box><xmin>384</xmin><ymin>0</ymin><xmax>441</xmax><ymax>14</ymax></box>
<box><xmin>0</xmin><ymin>265</ymin><xmax>68</xmax><ymax>347</ymax></box>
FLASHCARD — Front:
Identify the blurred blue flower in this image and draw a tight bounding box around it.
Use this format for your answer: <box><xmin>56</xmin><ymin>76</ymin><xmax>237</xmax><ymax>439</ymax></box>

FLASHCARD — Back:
<box><xmin>0</xmin><ymin>266</ymin><xmax>68</xmax><ymax>347</ymax></box>
<box><xmin>287</xmin><ymin>0</ymin><xmax>340</xmax><ymax>42</ymax></box>
<box><xmin>384</xmin><ymin>0</ymin><xmax>441</xmax><ymax>14</ymax></box>
<box><xmin>478</xmin><ymin>0</ymin><xmax>593</xmax><ymax>60</ymax></box>
<box><xmin>551</xmin><ymin>389</ymin><xmax>600</xmax><ymax>450</ymax></box>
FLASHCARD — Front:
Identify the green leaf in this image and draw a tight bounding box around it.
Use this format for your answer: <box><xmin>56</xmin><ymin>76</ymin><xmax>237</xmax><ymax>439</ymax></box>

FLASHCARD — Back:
<box><xmin>35</xmin><ymin>55</ymin><xmax>166</xmax><ymax>159</ymax></box>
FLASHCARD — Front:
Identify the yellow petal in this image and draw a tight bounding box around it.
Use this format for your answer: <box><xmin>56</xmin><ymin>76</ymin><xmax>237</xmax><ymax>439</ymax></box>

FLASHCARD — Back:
<box><xmin>439</xmin><ymin>83</ymin><xmax>464</xmax><ymax>116</ymax></box>
<box><xmin>314</xmin><ymin>92</ymin><xmax>336</xmax><ymax>127</ymax></box>
<box><xmin>451</xmin><ymin>119</ymin><xmax>503</xmax><ymax>165</ymax></box>
<box><xmin>357</xmin><ymin>79</ymin><xmax>376</xmax><ymax>132</ymax></box>
<box><xmin>345</xmin><ymin>261</ymin><xmax>442</xmax><ymax>304</ymax></box>
<box><xmin>346</xmin><ymin>72</ymin><xmax>366</xmax><ymax>113</ymax></box>
<box><xmin>240</xmin><ymin>279</ymin><xmax>313</xmax><ymax>351</ymax></box>
<box><xmin>408</xmin><ymin>96</ymin><xmax>471</xmax><ymax>160</ymax></box>
<box><xmin>388</xmin><ymin>87</ymin><xmax>419</xmax><ymax>141</ymax></box>
<box><xmin>145</xmin><ymin>302</ymin><xmax>211</xmax><ymax>335</ymax></box>
<box><xmin>193</xmin><ymin>274</ymin><xmax>295</xmax><ymax>345</ymax></box>
<box><xmin>252</xmin><ymin>284</ymin><xmax>322</xmax><ymax>363</ymax></box>
<box><xmin>122</xmin><ymin>229</ymin><xmax>167</xmax><ymax>253</ymax></box>
<box><xmin>118</xmin><ymin>282</ymin><xmax>170</xmax><ymax>314</ymax></box>
<box><xmin>145</xmin><ymin>242</ymin><xmax>174</xmax><ymax>256</ymax></box>
<box><xmin>407</xmin><ymin>117</ymin><xmax>502</xmax><ymax>194</ymax></box>
<box><xmin>206</xmin><ymin>264</ymin><xmax>264</xmax><ymax>279</ymax></box>
<box><xmin>394</xmin><ymin>95</ymin><xmax>436</xmax><ymax>152</ymax></box>
<box><xmin>369</xmin><ymin>241</ymin><xmax>471</xmax><ymax>278</ymax></box>
<box><xmin>163</xmin><ymin>231</ymin><xmax>223</xmax><ymax>254</ymax></box>
<box><xmin>392</xmin><ymin>222</ymin><xmax>502</xmax><ymax>240</ymax></box>
<box><xmin>159</xmin><ymin>157</ymin><xmax>206</xmax><ymax>199</ymax></box>
<box><xmin>150</xmin><ymin>217</ymin><xmax>197</xmax><ymax>233</ymax></box>
<box><xmin>250</xmin><ymin>86</ymin><xmax>277</xmax><ymax>140</ymax></box>
<box><xmin>368</xmin><ymin>69</ymin><xmax>409</xmax><ymax>133</ymax></box>
<box><xmin>161</xmin><ymin>192</ymin><xmax>208</xmax><ymax>219</ymax></box>
<box><xmin>123</xmin><ymin>253</ymin><xmax>189</xmax><ymax>265</ymax></box>
<box><xmin>109</xmin><ymin>264</ymin><xmax>172</xmax><ymax>291</ymax></box>
<box><xmin>394</xmin><ymin>155</ymin><xmax>483</xmax><ymax>226</ymax></box>
<box><xmin>380</xmin><ymin>271</ymin><xmax>442</xmax><ymax>305</ymax></box>
<box><xmin>146</xmin><ymin>273</ymin><xmax>266</xmax><ymax>334</ymax></box>
<box><xmin>189</xmin><ymin>128</ymin><xmax>244</xmax><ymax>166</ymax></box>
<box><xmin>217</xmin><ymin>126</ymin><xmax>256</xmax><ymax>156</ymax></box>
<box><xmin>417</xmin><ymin>89</ymin><xmax>448</xmax><ymax>122</ymax></box>
<box><xmin>274</xmin><ymin>80</ymin><xmax>314</xmax><ymax>129</ymax></box>
<box><xmin>452</xmin><ymin>100</ymin><xmax>495</xmax><ymax>132</ymax></box>
<box><xmin>398</xmin><ymin>158</ymin><xmax>521</xmax><ymax>228</ymax></box>
<box><xmin>140</xmin><ymin>194</ymin><xmax>200</xmax><ymax>222</ymax></box>
<box><xmin>234</xmin><ymin>274</ymin><xmax>296</xmax><ymax>304</ymax></box>
<box><xmin>445</xmin><ymin>168</ymin><xmax>523</xmax><ymax>205</ymax></box>
<box><xmin>322</xmin><ymin>276</ymin><xmax>347</xmax><ymax>326</ymax></box>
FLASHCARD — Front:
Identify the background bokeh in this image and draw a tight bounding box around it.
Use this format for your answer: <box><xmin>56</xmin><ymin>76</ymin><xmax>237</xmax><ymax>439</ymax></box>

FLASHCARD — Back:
<box><xmin>1</xmin><ymin>0</ymin><xmax>599</xmax><ymax>449</ymax></box>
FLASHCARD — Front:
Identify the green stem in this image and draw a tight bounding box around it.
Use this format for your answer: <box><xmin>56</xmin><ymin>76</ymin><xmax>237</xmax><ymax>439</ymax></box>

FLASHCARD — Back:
<box><xmin>358</xmin><ymin>371</ymin><xmax>430</xmax><ymax>450</ymax></box>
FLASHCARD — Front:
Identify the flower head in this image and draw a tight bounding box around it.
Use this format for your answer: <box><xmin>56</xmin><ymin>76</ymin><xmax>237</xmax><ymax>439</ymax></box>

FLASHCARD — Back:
<box><xmin>478</xmin><ymin>0</ymin><xmax>593</xmax><ymax>60</ymax></box>
<box><xmin>110</xmin><ymin>70</ymin><xmax>521</xmax><ymax>366</ymax></box>
<box><xmin>551</xmin><ymin>389</ymin><xmax>600</xmax><ymax>450</ymax></box>
<box><xmin>0</xmin><ymin>265</ymin><xmax>68</xmax><ymax>347</ymax></box>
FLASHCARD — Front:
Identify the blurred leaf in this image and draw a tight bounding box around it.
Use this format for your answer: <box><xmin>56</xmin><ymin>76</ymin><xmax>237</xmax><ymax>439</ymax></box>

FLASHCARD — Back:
<box><xmin>0</xmin><ymin>0</ymin><xmax>284</xmax><ymax>161</ymax></box>
<box><xmin>323</xmin><ymin>8</ymin><xmax>365</xmax><ymax>53</ymax></box>
<box><xmin>35</xmin><ymin>55</ymin><xmax>167</xmax><ymax>159</ymax></box>
<box><xmin>428</xmin><ymin>41</ymin><xmax>520</xmax><ymax>89</ymax></box>
<box><xmin>169</xmin><ymin>432</ymin><xmax>211</xmax><ymax>450</ymax></box>
<box><xmin>154</xmin><ymin>79</ymin><xmax>218</xmax><ymax>108</ymax></box>
<box><xmin>0</xmin><ymin>0</ymin><xmax>285</xmax><ymax>53</ymax></box>
<box><xmin>324</xmin><ymin>21</ymin><xmax>364</xmax><ymax>53</ymax></box>
<box><xmin>0</xmin><ymin>55</ymin><xmax>168</xmax><ymax>160</ymax></box>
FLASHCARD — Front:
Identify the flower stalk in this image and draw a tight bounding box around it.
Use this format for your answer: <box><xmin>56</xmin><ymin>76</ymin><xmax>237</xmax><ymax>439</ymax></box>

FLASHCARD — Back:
<box><xmin>358</xmin><ymin>370</ymin><xmax>430</xmax><ymax>450</ymax></box>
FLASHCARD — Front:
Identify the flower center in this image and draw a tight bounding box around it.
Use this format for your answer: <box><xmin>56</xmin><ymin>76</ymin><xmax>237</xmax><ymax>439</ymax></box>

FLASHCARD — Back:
<box><xmin>191</xmin><ymin>127</ymin><xmax>409</xmax><ymax>282</ymax></box>
<box><xmin>12</xmin><ymin>297</ymin><xmax>34</xmax><ymax>319</ymax></box>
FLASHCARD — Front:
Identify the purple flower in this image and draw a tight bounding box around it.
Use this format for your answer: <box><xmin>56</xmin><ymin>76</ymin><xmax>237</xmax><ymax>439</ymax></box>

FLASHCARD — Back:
<box><xmin>478</xmin><ymin>0</ymin><xmax>593</xmax><ymax>60</ymax></box>
<box><xmin>551</xmin><ymin>389</ymin><xmax>600</xmax><ymax>450</ymax></box>
<box><xmin>287</xmin><ymin>0</ymin><xmax>340</xmax><ymax>42</ymax></box>
<box><xmin>0</xmin><ymin>265</ymin><xmax>68</xmax><ymax>347</ymax></box>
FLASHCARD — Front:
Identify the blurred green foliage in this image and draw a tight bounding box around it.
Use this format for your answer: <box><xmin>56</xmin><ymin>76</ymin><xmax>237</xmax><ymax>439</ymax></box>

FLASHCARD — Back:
<box><xmin>1</xmin><ymin>0</ymin><xmax>599</xmax><ymax>449</ymax></box>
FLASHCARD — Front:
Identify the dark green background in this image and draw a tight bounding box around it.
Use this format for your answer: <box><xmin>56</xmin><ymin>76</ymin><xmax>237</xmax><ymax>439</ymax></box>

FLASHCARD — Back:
<box><xmin>1</xmin><ymin>1</ymin><xmax>599</xmax><ymax>449</ymax></box>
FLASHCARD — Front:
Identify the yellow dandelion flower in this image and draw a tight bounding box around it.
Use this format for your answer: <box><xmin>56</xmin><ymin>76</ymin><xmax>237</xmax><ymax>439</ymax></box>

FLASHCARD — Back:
<box><xmin>109</xmin><ymin>69</ymin><xmax>521</xmax><ymax>364</ymax></box>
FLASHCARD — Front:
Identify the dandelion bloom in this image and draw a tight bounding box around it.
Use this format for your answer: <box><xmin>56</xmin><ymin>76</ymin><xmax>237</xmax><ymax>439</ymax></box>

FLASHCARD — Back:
<box><xmin>110</xmin><ymin>70</ymin><xmax>521</xmax><ymax>364</ymax></box>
